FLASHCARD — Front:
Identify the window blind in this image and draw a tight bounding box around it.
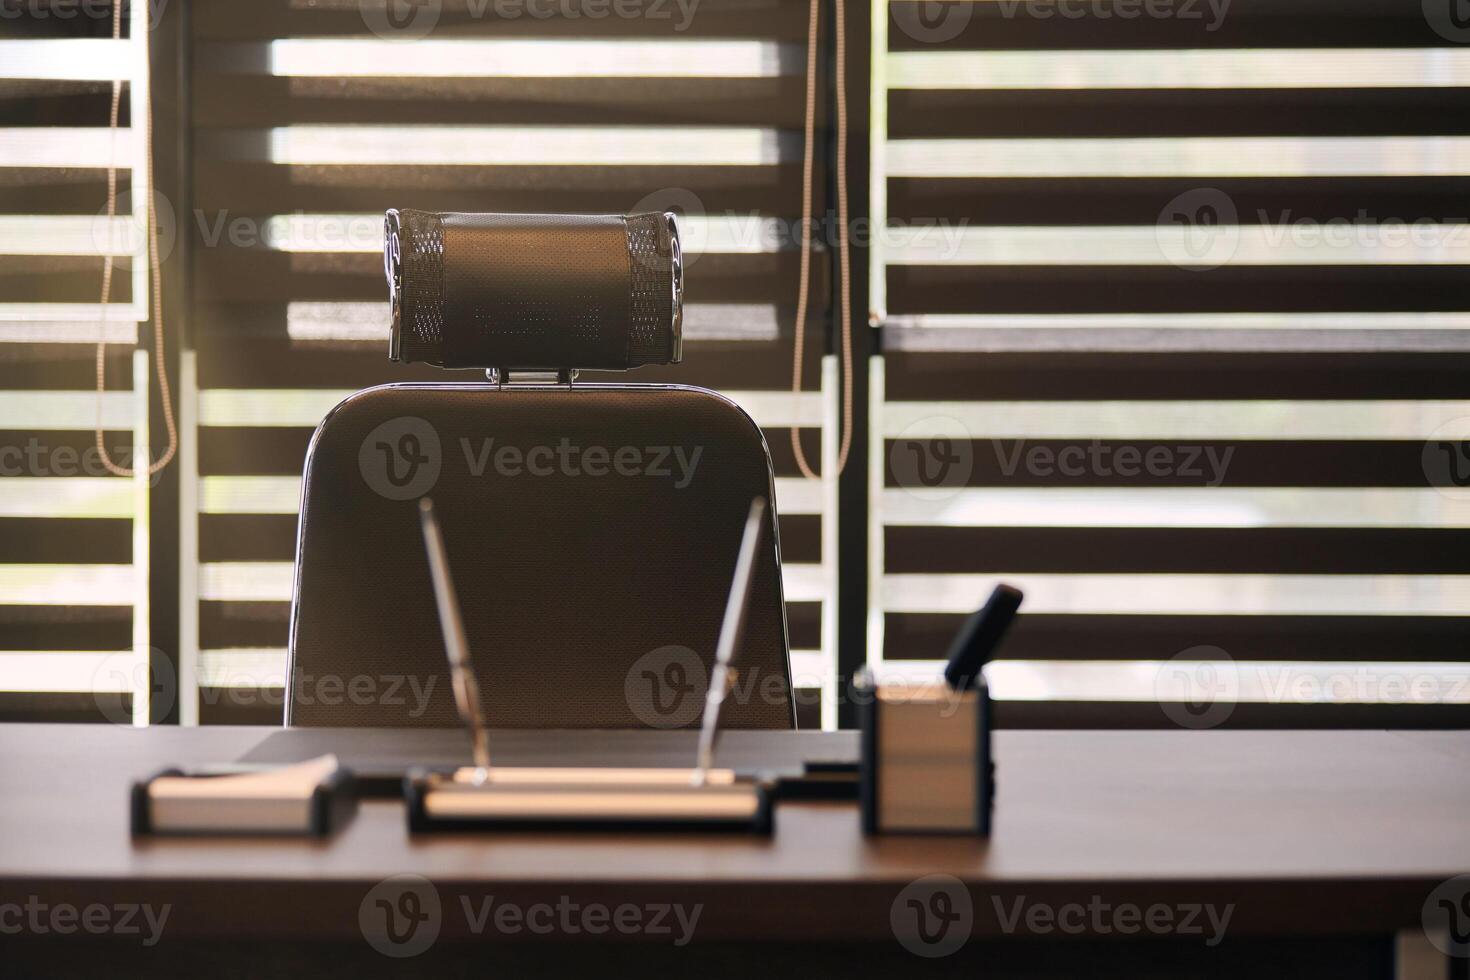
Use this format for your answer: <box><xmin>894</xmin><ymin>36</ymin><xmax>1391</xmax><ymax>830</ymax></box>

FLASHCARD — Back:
<box><xmin>871</xmin><ymin>0</ymin><xmax>1470</xmax><ymax>725</ymax></box>
<box><xmin>182</xmin><ymin>0</ymin><xmax>840</xmax><ymax>726</ymax></box>
<box><xmin>0</xmin><ymin>2</ymin><xmax>154</xmax><ymax>723</ymax></box>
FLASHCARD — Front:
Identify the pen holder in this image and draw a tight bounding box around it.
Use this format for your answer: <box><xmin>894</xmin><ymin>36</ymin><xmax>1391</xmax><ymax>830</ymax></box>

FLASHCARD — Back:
<box><xmin>858</xmin><ymin>676</ymin><xmax>994</xmax><ymax>836</ymax></box>
<box><xmin>405</xmin><ymin>767</ymin><xmax>775</xmax><ymax>834</ymax></box>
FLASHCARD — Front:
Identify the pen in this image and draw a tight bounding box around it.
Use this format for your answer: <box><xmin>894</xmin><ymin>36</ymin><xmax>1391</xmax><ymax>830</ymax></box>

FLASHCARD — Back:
<box><xmin>943</xmin><ymin>583</ymin><xmax>1024</xmax><ymax>691</ymax></box>
<box><xmin>418</xmin><ymin>497</ymin><xmax>492</xmax><ymax>780</ymax></box>
<box><xmin>693</xmin><ymin>496</ymin><xmax>767</xmax><ymax>786</ymax></box>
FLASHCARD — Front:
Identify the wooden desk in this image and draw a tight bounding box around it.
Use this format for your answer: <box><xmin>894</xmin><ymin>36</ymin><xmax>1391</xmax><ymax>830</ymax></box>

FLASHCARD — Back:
<box><xmin>5</xmin><ymin>725</ymin><xmax>1468</xmax><ymax>978</ymax></box>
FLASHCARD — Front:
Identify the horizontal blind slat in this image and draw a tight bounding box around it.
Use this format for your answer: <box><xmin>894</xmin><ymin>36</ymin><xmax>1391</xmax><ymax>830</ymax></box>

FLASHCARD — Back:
<box><xmin>874</xmin><ymin>6</ymin><xmax>1470</xmax><ymax>721</ymax></box>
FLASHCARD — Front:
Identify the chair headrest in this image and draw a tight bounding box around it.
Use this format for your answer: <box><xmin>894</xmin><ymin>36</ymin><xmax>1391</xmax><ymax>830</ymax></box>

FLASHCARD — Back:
<box><xmin>384</xmin><ymin>210</ymin><xmax>684</xmax><ymax>372</ymax></box>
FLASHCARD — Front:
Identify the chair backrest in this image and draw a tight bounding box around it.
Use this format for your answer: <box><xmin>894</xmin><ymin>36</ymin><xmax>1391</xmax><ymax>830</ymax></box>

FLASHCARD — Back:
<box><xmin>287</xmin><ymin>380</ymin><xmax>795</xmax><ymax>729</ymax></box>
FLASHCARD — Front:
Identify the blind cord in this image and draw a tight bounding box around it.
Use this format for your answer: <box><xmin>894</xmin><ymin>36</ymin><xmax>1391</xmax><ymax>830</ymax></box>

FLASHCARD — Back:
<box><xmin>791</xmin><ymin>0</ymin><xmax>854</xmax><ymax>481</ymax></box>
<box><xmin>96</xmin><ymin>0</ymin><xmax>177</xmax><ymax>477</ymax></box>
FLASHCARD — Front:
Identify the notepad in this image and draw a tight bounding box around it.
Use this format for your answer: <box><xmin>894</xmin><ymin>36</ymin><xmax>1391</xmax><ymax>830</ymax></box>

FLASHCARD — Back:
<box><xmin>133</xmin><ymin>755</ymin><xmax>354</xmax><ymax>835</ymax></box>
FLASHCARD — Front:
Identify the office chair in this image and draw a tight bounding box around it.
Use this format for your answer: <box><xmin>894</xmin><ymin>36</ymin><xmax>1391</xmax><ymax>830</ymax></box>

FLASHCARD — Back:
<box><xmin>286</xmin><ymin>210</ymin><xmax>795</xmax><ymax>729</ymax></box>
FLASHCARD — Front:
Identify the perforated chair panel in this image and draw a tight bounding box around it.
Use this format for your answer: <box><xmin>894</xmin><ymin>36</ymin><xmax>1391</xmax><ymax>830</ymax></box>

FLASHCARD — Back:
<box><xmin>393</xmin><ymin>210</ymin><xmax>677</xmax><ymax>370</ymax></box>
<box><xmin>288</xmin><ymin>383</ymin><xmax>794</xmax><ymax>730</ymax></box>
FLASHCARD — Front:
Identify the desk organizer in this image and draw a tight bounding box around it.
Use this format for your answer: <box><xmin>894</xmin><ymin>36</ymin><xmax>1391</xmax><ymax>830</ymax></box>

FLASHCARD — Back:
<box><xmin>858</xmin><ymin>677</ymin><xmax>994</xmax><ymax>836</ymax></box>
<box><xmin>405</xmin><ymin>767</ymin><xmax>775</xmax><ymax>834</ymax></box>
<box><xmin>130</xmin><ymin>757</ymin><xmax>355</xmax><ymax>837</ymax></box>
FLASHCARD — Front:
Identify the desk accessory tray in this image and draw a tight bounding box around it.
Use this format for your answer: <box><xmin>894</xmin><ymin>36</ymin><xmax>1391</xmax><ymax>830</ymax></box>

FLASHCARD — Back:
<box><xmin>405</xmin><ymin>766</ymin><xmax>774</xmax><ymax>834</ymax></box>
<box><xmin>131</xmin><ymin>755</ymin><xmax>356</xmax><ymax>837</ymax></box>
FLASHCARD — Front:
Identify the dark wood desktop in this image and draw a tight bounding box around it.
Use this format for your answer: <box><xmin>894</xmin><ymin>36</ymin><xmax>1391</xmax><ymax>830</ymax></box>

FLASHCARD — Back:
<box><xmin>5</xmin><ymin>724</ymin><xmax>1468</xmax><ymax>978</ymax></box>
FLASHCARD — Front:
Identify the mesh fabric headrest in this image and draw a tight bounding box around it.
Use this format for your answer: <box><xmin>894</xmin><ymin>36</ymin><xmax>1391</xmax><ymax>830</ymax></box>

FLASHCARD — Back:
<box><xmin>384</xmin><ymin>209</ymin><xmax>683</xmax><ymax>371</ymax></box>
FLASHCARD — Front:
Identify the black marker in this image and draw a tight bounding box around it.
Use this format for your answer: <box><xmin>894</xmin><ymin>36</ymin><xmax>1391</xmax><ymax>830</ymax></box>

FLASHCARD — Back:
<box><xmin>943</xmin><ymin>584</ymin><xmax>1024</xmax><ymax>691</ymax></box>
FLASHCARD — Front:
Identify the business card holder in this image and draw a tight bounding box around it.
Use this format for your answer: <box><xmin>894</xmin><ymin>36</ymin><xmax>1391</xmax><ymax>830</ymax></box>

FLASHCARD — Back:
<box><xmin>405</xmin><ymin>766</ymin><xmax>774</xmax><ymax>834</ymax></box>
<box><xmin>130</xmin><ymin>755</ymin><xmax>356</xmax><ymax>837</ymax></box>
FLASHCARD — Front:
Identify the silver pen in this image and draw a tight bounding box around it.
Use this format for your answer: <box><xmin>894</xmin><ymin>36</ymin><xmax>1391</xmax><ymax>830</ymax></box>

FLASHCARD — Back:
<box><xmin>418</xmin><ymin>497</ymin><xmax>491</xmax><ymax>781</ymax></box>
<box><xmin>693</xmin><ymin>496</ymin><xmax>767</xmax><ymax>786</ymax></box>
